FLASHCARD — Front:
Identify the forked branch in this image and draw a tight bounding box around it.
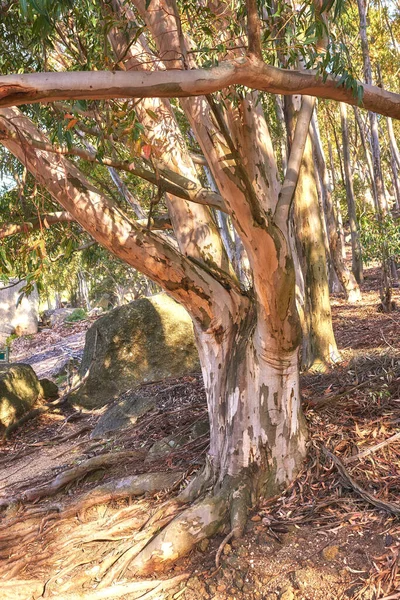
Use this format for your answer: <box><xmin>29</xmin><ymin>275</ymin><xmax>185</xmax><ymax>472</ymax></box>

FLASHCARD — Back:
<box><xmin>0</xmin><ymin>107</ymin><xmax>236</xmax><ymax>326</ymax></box>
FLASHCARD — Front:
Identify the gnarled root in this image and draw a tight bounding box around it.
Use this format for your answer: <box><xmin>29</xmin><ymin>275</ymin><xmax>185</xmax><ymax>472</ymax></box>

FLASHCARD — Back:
<box><xmin>127</xmin><ymin>473</ymin><xmax>252</xmax><ymax>576</ymax></box>
<box><xmin>1</xmin><ymin>464</ymin><xmax>254</xmax><ymax>593</ymax></box>
<box><xmin>0</xmin><ymin>450</ymin><xmax>146</xmax><ymax>509</ymax></box>
<box><xmin>53</xmin><ymin>573</ymin><xmax>188</xmax><ymax>600</ymax></box>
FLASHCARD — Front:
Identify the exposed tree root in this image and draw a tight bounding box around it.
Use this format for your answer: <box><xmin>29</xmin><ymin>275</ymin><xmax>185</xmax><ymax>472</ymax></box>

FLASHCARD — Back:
<box><xmin>0</xmin><ymin>450</ymin><xmax>146</xmax><ymax>508</ymax></box>
<box><xmin>323</xmin><ymin>447</ymin><xmax>400</xmax><ymax>516</ymax></box>
<box><xmin>177</xmin><ymin>456</ymin><xmax>214</xmax><ymax>503</ymax></box>
<box><xmin>97</xmin><ymin>500</ymin><xmax>183</xmax><ymax>586</ymax></box>
<box><xmin>1</xmin><ymin>579</ymin><xmax>44</xmax><ymax>600</ymax></box>
<box><xmin>215</xmin><ymin>529</ymin><xmax>236</xmax><ymax>569</ymax></box>
<box><xmin>130</xmin><ymin>489</ymin><xmax>231</xmax><ymax>574</ymax></box>
<box><xmin>0</xmin><ymin>471</ymin><xmax>186</xmax><ymax>585</ymax></box>
<box><xmin>52</xmin><ymin>573</ymin><xmax>188</xmax><ymax>600</ymax></box>
<box><xmin>0</xmin><ymin>473</ymin><xmax>252</xmax><ymax>599</ymax></box>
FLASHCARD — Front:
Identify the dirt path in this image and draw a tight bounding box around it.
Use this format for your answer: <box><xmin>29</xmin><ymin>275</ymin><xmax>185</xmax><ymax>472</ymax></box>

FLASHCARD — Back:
<box><xmin>10</xmin><ymin>319</ymin><xmax>93</xmax><ymax>379</ymax></box>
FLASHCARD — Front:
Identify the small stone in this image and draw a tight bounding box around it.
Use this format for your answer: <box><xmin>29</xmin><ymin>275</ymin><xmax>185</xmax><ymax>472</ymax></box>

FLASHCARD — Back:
<box><xmin>385</xmin><ymin>534</ymin><xmax>394</xmax><ymax>546</ymax></box>
<box><xmin>251</xmin><ymin>514</ymin><xmax>262</xmax><ymax>522</ymax></box>
<box><xmin>322</xmin><ymin>545</ymin><xmax>340</xmax><ymax>561</ymax></box>
<box><xmin>187</xmin><ymin>577</ymin><xmax>201</xmax><ymax>590</ymax></box>
<box><xmin>280</xmin><ymin>585</ymin><xmax>295</xmax><ymax>600</ymax></box>
<box><xmin>223</xmin><ymin>543</ymin><xmax>232</xmax><ymax>555</ymax></box>
<box><xmin>217</xmin><ymin>584</ymin><xmax>227</xmax><ymax>592</ymax></box>
<box><xmin>198</xmin><ymin>538</ymin><xmax>210</xmax><ymax>552</ymax></box>
<box><xmin>226</xmin><ymin>555</ymin><xmax>240</xmax><ymax>568</ymax></box>
<box><xmin>234</xmin><ymin>576</ymin><xmax>244</xmax><ymax>589</ymax></box>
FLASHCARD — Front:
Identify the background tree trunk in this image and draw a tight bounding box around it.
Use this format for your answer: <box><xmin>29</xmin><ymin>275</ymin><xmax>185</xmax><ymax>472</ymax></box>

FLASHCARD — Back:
<box><xmin>311</xmin><ymin>112</ymin><xmax>362</xmax><ymax>302</ymax></box>
<box><xmin>340</xmin><ymin>102</ymin><xmax>364</xmax><ymax>284</ymax></box>
<box><xmin>293</xmin><ymin>136</ymin><xmax>340</xmax><ymax>370</ymax></box>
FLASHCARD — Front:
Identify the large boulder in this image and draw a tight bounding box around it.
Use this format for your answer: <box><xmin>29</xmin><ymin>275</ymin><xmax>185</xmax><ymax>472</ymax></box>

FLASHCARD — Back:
<box><xmin>0</xmin><ymin>364</ymin><xmax>42</xmax><ymax>430</ymax></box>
<box><xmin>0</xmin><ymin>280</ymin><xmax>39</xmax><ymax>344</ymax></box>
<box><xmin>71</xmin><ymin>294</ymin><xmax>200</xmax><ymax>408</ymax></box>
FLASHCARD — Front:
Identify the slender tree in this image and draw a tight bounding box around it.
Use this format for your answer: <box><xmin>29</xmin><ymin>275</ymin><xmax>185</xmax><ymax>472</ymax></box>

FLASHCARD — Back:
<box><xmin>340</xmin><ymin>102</ymin><xmax>364</xmax><ymax>283</ymax></box>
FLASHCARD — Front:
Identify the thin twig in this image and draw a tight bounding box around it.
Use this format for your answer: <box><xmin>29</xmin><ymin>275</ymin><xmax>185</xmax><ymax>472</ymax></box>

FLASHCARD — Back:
<box><xmin>345</xmin><ymin>431</ymin><xmax>400</xmax><ymax>464</ymax></box>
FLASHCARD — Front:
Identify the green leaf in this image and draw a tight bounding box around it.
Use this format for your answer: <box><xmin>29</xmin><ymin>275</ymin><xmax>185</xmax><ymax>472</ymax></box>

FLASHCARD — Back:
<box><xmin>19</xmin><ymin>0</ymin><xmax>28</xmax><ymax>16</ymax></box>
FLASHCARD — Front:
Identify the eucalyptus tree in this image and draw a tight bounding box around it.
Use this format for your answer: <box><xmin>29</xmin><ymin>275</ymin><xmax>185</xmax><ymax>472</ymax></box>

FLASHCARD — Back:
<box><xmin>0</xmin><ymin>0</ymin><xmax>400</xmax><ymax>573</ymax></box>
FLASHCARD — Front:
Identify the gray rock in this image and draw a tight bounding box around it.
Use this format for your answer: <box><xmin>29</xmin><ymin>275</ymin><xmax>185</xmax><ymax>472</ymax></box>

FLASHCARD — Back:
<box><xmin>91</xmin><ymin>394</ymin><xmax>156</xmax><ymax>438</ymax></box>
<box><xmin>147</xmin><ymin>433</ymin><xmax>187</xmax><ymax>460</ymax></box>
<box><xmin>39</xmin><ymin>378</ymin><xmax>59</xmax><ymax>399</ymax></box>
<box><xmin>146</xmin><ymin>419</ymin><xmax>209</xmax><ymax>462</ymax></box>
<box><xmin>49</xmin><ymin>308</ymin><xmax>75</xmax><ymax>328</ymax></box>
<box><xmin>71</xmin><ymin>294</ymin><xmax>200</xmax><ymax>408</ymax></box>
<box><xmin>0</xmin><ymin>364</ymin><xmax>41</xmax><ymax>429</ymax></box>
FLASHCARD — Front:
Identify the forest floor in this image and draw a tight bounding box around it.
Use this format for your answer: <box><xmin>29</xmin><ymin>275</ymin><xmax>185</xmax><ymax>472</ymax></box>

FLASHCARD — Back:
<box><xmin>1</xmin><ymin>266</ymin><xmax>400</xmax><ymax>600</ymax></box>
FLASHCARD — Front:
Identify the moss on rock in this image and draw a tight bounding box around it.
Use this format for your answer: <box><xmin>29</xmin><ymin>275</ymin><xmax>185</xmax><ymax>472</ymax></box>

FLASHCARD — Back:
<box><xmin>0</xmin><ymin>364</ymin><xmax>41</xmax><ymax>429</ymax></box>
<box><xmin>71</xmin><ymin>294</ymin><xmax>200</xmax><ymax>408</ymax></box>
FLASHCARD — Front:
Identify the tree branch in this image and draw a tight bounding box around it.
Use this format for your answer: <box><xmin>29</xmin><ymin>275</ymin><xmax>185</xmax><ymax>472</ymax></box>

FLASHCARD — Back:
<box><xmin>0</xmin><ymin>128</ymin><xmax>227</xmax><ymax>212</ymax></box>
<box><xmin>0</xmin><ymin>58</ymin><xmax>399</xmax><ymax>118</ymax></box>
<box><xmin>0</xmin><ymin>106</ymin><xmax>235</xmax><ymax>326</ymax></box>
<box><xmin>0</xmin><ymin>211</ymin><xmax>172</xmax><ymax>240</ymax></box>
<box><xmin>246</xmin><ymin>0</ymin><xmax>262</xmax><ymax>59</ymax></box>
<box><xmin>274</xmin><ymin>96</ymin><xmax>316</xmax><ymax>225</ymax></box>
<box><xmin>0</xmin><ymin>211</ymin><xmax>74</xmax><ymax>239</ymax></box>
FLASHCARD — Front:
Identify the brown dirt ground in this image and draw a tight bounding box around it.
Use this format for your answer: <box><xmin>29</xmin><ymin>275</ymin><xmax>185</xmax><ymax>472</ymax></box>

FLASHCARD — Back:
<box><xmin>1</xmin><ymin>267</ymin><xmax>400</xmax><ymax>600</ymax></box>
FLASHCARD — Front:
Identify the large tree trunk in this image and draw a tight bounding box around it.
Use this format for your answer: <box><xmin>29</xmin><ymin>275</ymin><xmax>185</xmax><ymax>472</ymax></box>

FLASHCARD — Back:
<box><xmin>357</xmin><ymin>0</ymin><xmax>393</xmax><ymax>309</ymax></box>
<box><xmin>129</xmin><ymin>294</ymin><xmax>307</xmax><ymax>575</ymax></box>
<box><xmin>196</xmin><ymin>310</ymin><xmax>306</xmax><ymax>492</ymax></box>
<box><xmin>387</xmin><ymin>117</ymin><xmax>400</xmax><ymax>210</ymax></box>
<box><xmin>353</xmin><ymin>107</ymin><xmax>378</xmax><ymax>209</ymax></box>
<box><xmin>283</xmin><ymin>94</ymin><xmax>339</xmax><ymax>370</ymax></box>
